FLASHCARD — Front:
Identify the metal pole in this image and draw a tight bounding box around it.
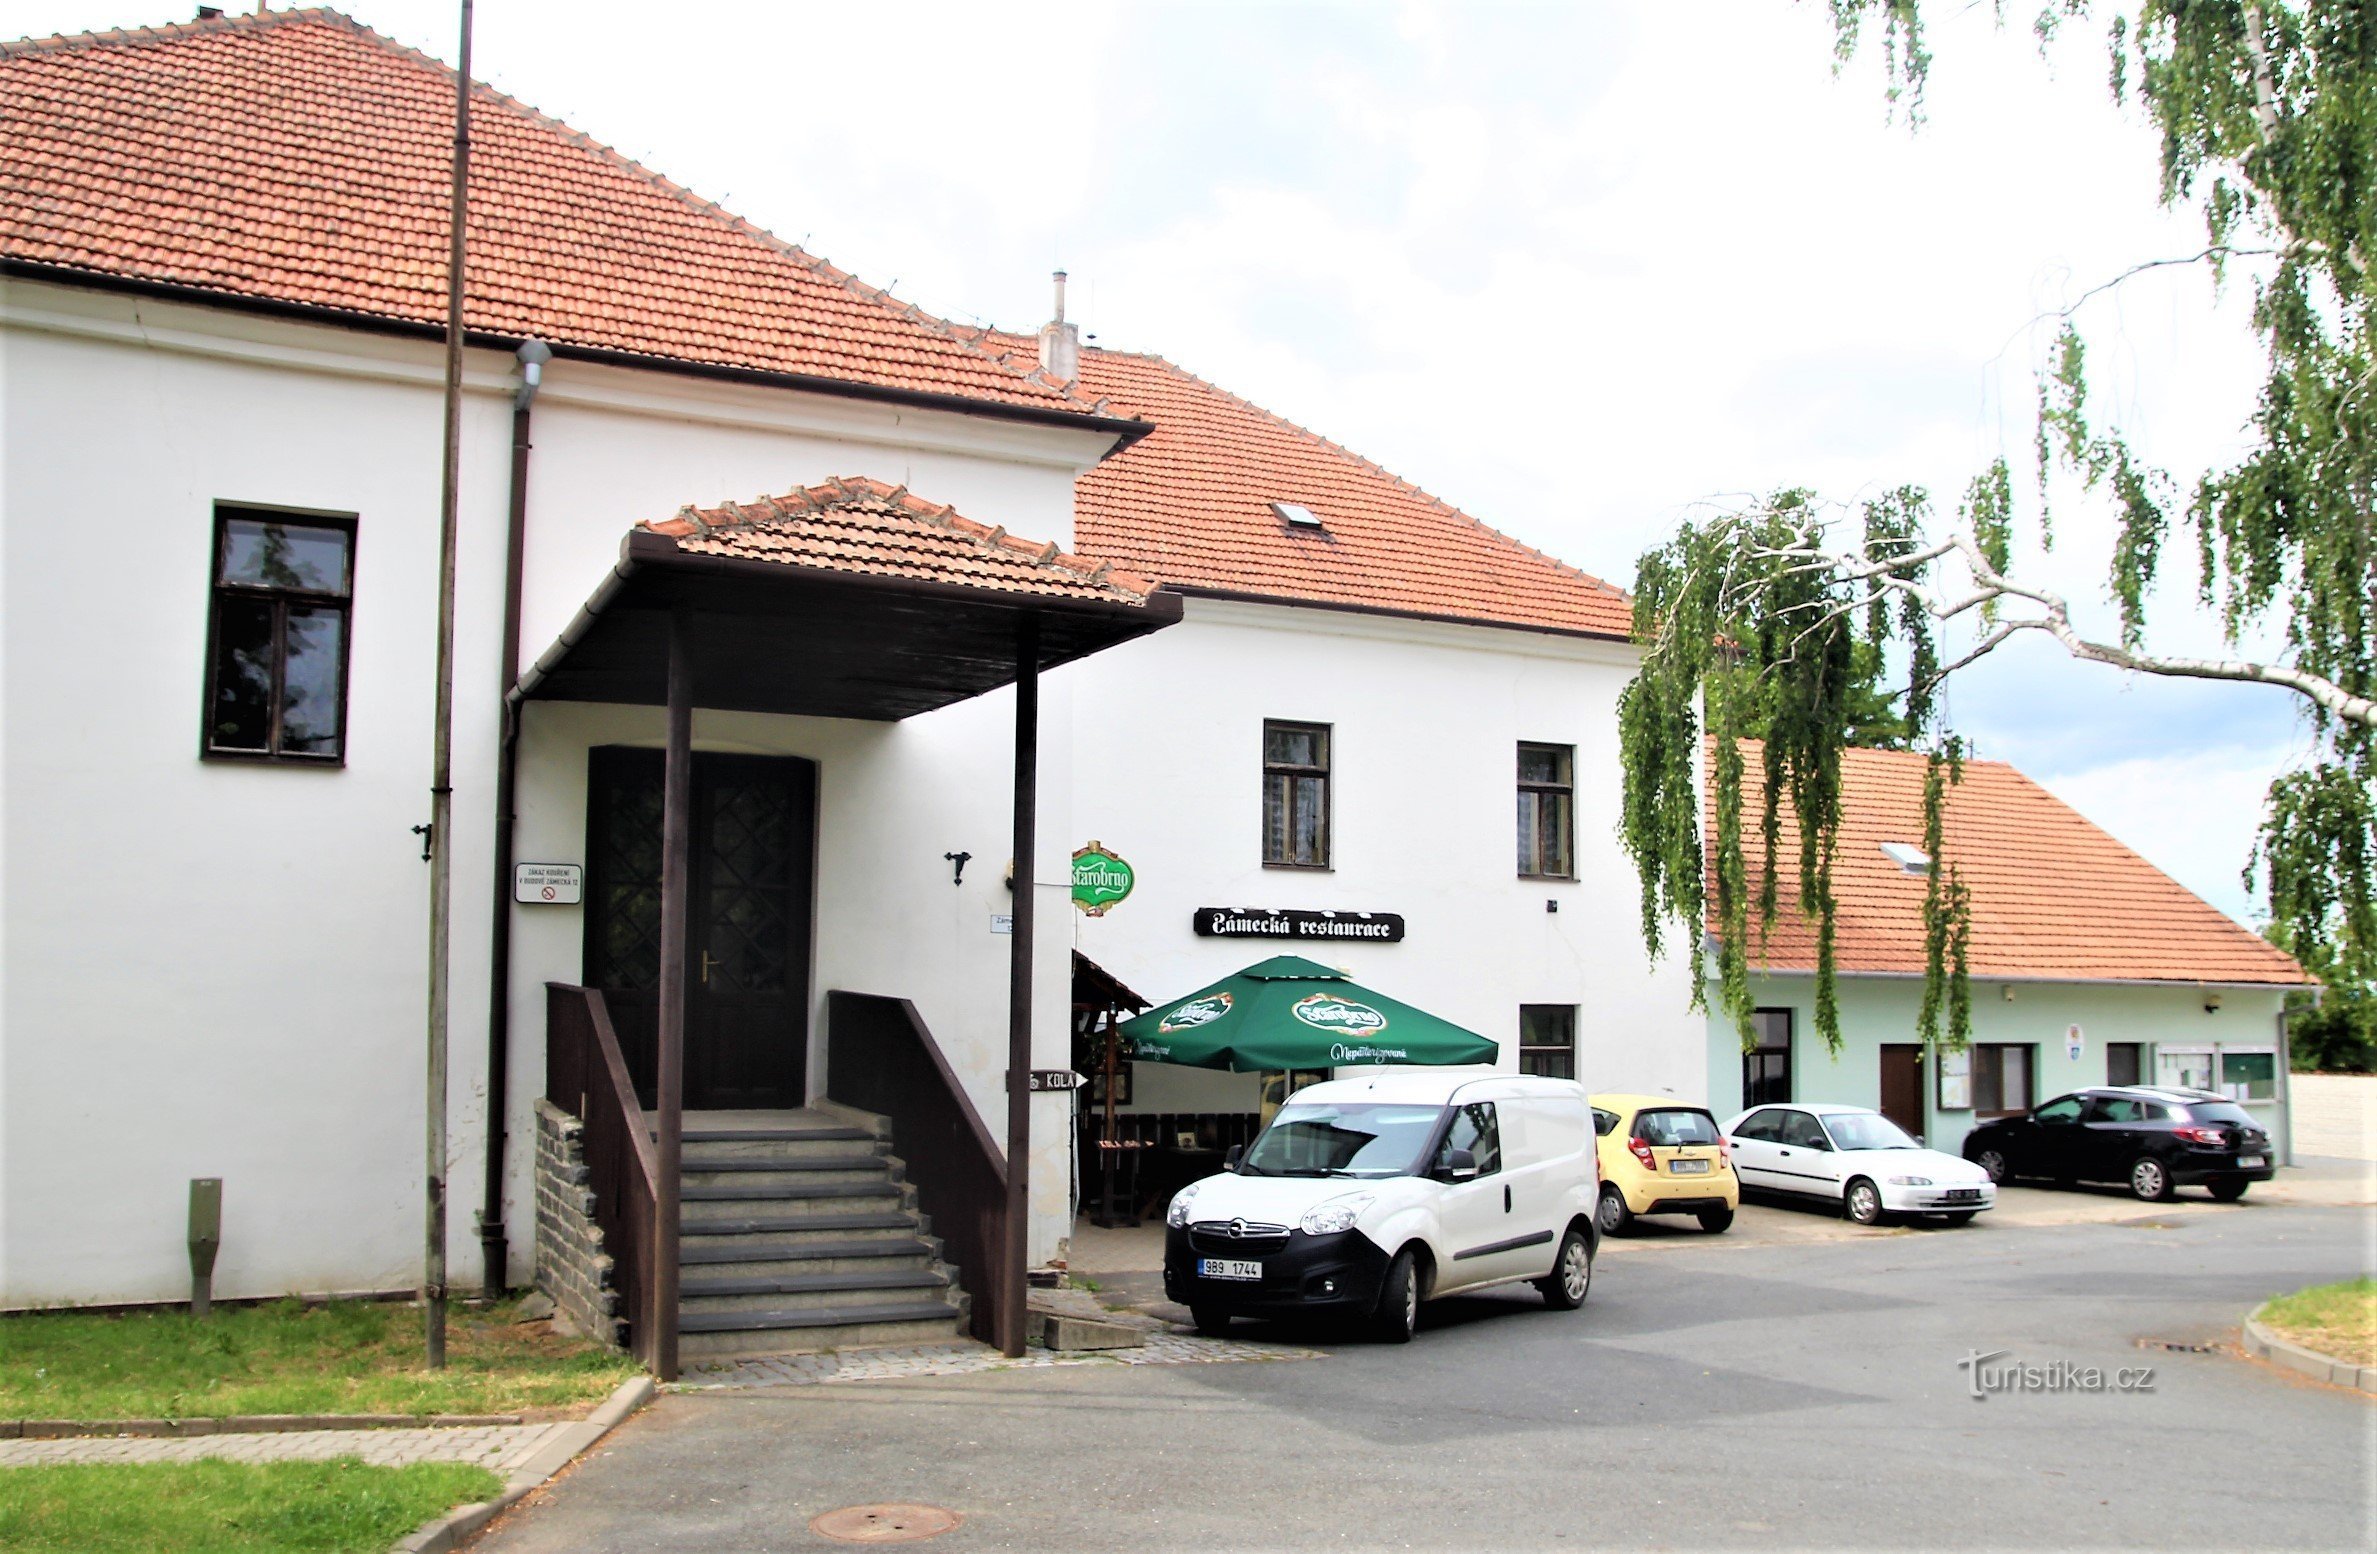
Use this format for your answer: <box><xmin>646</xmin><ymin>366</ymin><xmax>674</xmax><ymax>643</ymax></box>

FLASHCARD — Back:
<box><xmin>423</xmin><ymin>0</ymin><xmax>474</xmax><ymax>1370</ymax></box>
<box><xmin>654</xmin><ymin>610</ymin><xmax>692</xmax><ymax>1381</ymax></box>
<box><xmin>1001</xmin><ymin>612</ymin><xmax>1040</xmax><ymax>1358</ymax></box>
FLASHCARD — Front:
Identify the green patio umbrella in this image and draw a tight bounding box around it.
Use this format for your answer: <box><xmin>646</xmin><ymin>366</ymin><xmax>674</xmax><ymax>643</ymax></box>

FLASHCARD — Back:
<box><xmin>1113</xmin><ymin>954</ymin><xmax>1499</xmax><ymax>1071</ymax></box>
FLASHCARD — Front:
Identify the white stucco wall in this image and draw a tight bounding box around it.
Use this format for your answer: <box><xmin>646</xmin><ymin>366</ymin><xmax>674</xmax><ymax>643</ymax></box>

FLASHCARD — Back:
<box><xmin>1704</xmin><ymin>973</ymin><xmax>2293</xmax><ymax>1157</ymax></box>
<box><xmin>0</xmin><ymin>280</ymin><xmax>1106</xmax><ymax>1305</ymax></box>
<box><xmin>1059</xmin><ymin>598</ymin><xmax>1706</xmax><ymax>1109</ymax></box>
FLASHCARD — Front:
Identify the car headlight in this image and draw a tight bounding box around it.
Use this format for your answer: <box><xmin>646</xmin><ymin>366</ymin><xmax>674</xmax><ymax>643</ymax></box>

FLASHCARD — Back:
<box><xmin>1887</xmin><ymin>1176</ymin><xmax>1934</xmax><ymax>1187</ymax></box>
<box><xmin>1298</xmin><ymin>1193</ymin><xmax>1374</xmax><ymax>1236</ymax></box>
<box><xmin>1165</xmin><ymin>1181</ymin><xmax>1203</xmax><ymax>1229</ymax></box>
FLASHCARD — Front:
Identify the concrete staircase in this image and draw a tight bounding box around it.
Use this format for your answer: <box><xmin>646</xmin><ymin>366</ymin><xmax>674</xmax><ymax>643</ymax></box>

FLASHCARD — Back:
<box><xmin>667</xmin><ymin>1107</ymin><xmax>971</xmax><ymax>1362</ymax></box>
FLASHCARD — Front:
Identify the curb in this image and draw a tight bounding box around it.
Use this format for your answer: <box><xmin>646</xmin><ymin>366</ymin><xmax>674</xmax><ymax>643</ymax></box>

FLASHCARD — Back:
<box><xmin>2241</xmin><ymin>1307</ymin><xmax>2377</xmax><ymax>1394</ymax></box>
<box><xmin>392</xmin><ymin>1375</ymin><xmax>656</xmax><ymax>1554</ymax></box>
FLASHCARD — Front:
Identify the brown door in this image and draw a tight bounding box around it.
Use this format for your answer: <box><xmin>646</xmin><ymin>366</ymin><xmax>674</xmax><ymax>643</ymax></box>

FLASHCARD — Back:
<box><xmin>1878</xmin><ymin>1044</ymin><xmax>1925</xmax><ymax>1141</ymax></box>
<box><xmin>583</xmin><ymin>747</ymin><xmax>817</xmax><ymax>1110</ymax></box>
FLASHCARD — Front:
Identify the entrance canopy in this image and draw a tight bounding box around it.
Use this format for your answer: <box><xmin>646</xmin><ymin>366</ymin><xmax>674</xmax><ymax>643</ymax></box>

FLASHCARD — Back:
<box><xmin>515</xmin><ymin>475</ymin><xmax>1180</xmax><ymax>719</ymax></box>
<box><xmin>1115</xmin><ymin>955</ymin><xmax>1500</xmax><ymax>1072</ymax></box>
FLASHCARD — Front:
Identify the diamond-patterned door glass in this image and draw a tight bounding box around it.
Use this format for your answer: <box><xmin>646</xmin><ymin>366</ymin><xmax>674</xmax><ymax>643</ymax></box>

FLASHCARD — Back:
<box><xmin>703</xmin><ymin>776</ymin><xmax>794</xmax><ymax>992</ymax></box>
<box><xmin>597</xmin><ymin>771</ymin><xmax>665</xmax><ymax>991</ymax></box>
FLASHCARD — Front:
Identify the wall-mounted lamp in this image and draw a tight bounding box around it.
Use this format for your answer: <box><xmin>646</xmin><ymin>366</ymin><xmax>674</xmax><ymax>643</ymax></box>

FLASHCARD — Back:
<box><xmin>943</xmin><ymin>851</ymin><xmax>972</xmax><ymax>887</ymax></box>
<box><xmin>2001</xmin><ymin>985</ymin><xmax>2016</xmax><ymax>1002</ymax></box>
<box><xmin>2204</xmin><ymin>991</ymin><xmax>2224</xmax><ymax>1013</ymax></box>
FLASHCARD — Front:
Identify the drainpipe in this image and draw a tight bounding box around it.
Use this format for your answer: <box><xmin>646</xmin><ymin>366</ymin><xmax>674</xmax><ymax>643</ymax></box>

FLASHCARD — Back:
<box><xmin>478</xmin><ymin>337</ymin><xmax>551</xmax><ymax>1301</ymax></box>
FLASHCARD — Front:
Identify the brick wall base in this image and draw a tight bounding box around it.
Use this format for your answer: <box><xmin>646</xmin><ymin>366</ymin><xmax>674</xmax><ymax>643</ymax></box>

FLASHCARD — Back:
<box><xmin>533</xmin><ymin>1098</ymin><xmax>623</xmax><ymax>1351</ymax></box>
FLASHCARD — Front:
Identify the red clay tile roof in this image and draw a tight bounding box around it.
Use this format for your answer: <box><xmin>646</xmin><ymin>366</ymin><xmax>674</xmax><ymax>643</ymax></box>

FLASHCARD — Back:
<box><xmin>1711</xmin><ymin>741</ymin><xmax>2310</xmax><ymax>986</ymax></box>
<box><xmin>975</xmin><ymin>336</ymin><xmax>1635</xmax><ymax>638</ymax></box>
<box><xmin>641</xmin><ymin>477</ymin><xmax>1159</xmax><ymax>606</ymax></box>
<box><xmin>0</xmin><ymin>8</ymin><xmax>1110</xmax><ymax>420</ymax></box>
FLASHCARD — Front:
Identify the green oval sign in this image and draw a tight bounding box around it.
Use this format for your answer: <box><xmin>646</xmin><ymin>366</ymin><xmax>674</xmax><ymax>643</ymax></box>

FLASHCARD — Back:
<box><xmin>1072</xmin><ymin>841</ymin><xmax>1135</xmax><ymax>916</ymax></box>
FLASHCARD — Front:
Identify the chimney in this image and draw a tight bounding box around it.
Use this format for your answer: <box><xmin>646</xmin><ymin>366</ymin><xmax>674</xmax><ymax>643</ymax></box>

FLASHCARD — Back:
<box><xmin>1037</xmin><ymin>270</ymin><xmax>1079</xmax><ymax>387</ymax></box>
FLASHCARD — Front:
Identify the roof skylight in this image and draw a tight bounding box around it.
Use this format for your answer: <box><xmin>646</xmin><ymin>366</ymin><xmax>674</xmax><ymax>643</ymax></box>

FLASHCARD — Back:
<box><xmin>1270</xmin><ymin>502</ymin><xmax>1325</xmax><ymax>531</ymax></box>
<box><xmin>1879</xmin><ymin>842</ymin><xmax>1932</xmax><ymax>875</ymax></box>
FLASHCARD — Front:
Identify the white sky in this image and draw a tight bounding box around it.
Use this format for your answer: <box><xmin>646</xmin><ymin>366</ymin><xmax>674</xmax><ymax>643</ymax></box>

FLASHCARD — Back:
<box><xmin>14</xmin><ymin>0</ymin><xmax>2317</xmax><ymax>925</ymax></box>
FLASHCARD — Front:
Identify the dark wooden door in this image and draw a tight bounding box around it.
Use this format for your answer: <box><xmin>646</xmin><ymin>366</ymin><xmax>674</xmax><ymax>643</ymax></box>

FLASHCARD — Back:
<box><xmin>584</xmin><ymin>747</ymin><xmax>817</xmax><ymax>1110</ymax></box>
<box><xmin>1878</xmin><ymin>1044</ymin><xmax>1925</xmax><ymax>1141</ymax></box>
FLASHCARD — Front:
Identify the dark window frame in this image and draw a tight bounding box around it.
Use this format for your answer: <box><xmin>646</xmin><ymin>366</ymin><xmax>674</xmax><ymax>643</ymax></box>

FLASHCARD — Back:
<box><xmin>1743</xmin><ymin>1007</ymin><xmax>1793</xmax><ymax>1107</ymax></box>
<box><xmin>200</xmin><ymin>502</ymin><xmax>357</xmax><ymax>765</ymax></box>
<box><xmin>1261</xmin><ymin>719</ymin><xmax>1333</xmax><ymax>869</ymax></box>
<box><xmin>1971</xmin><ymin>1043</ymin><xmax>2037</xmax><ymax>1120</ymax></box>
<box><xmin>1518</xmin><ymin>1003</ymin><xmax>1577</xmax><ymax>1079</ymax></box>
<box><xmin>2106</xmin><ymin>1041</ymin><xmax>2144</xmax><ymax>1088</ymax></box>
<box><xmin>1516</xmin><ymin>741</ymin><xmax>1576</xmax><ymax>879</ymax></box>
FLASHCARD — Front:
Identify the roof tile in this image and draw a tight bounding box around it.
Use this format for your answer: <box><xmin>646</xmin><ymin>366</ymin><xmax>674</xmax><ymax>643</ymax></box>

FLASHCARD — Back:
<box><xmin>641</xmin><ymin>476</ymin><xmax>1160</xmax><ymax>606</ymax></box>
<box><xmin>1711</xmin><ymin>741</ymin><xmax>2310</xmax><ymax>987</ymax></box>
<box><xmin>0</xmin><ymin>8</ymin><xmax>1103</xmax><ymax>416</ymax></box>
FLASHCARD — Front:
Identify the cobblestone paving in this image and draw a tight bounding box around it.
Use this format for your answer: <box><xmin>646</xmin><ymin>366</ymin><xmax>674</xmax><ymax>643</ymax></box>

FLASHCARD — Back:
<box><xmin>0</xmin><ymin>1422</ymin><xmax>566</xmax><ymax>1472</ymax></box>
<box><xmin>679</xmin><ymin>1331</ymin><xmax>1323</xmax><ymax>1390</ymax></box>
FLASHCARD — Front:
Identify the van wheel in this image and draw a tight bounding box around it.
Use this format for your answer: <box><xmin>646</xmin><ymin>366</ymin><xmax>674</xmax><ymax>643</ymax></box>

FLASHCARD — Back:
<box><xmin>1696</xmin><ymin>1207</ymin><xmax>1734</xmax><ymax>1234</ymax></box>
<box><xmin>1844</xmin><ymin>1178</ymin><xmax>1886</xmax><ymax>1225</ymax></box>
<box><xmin>1596</xmin><ymin>1185</ymin><xmax>1633</xmax><ymax>1237</ymax></box>
<box><xmin>1189</xmin><ymin>1305</ymin><xmax>1231</xmax><ymax>1336</ymax></box>
<box><xmin>1536</xmin><ymin>1227</ymin><xmax>1593</xmax><ymax>1310</ymax></box>
<box><xmin>1371</xmin><ymin>1249</ymin><xmax>1419</xmax><ymax>1344</ymax></box>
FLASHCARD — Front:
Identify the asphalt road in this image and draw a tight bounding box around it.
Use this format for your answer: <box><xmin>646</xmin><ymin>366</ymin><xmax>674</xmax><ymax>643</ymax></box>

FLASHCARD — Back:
<box><xmin>478</xmin><ymin>1202</ymin><xmax>2375</xmax><ymax>1553</ymax></box>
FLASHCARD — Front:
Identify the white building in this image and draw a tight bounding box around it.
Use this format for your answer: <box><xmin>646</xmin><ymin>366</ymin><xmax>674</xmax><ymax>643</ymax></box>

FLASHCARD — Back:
<box><xmin>0</xmin><ymin>8</ymin><xmax>1698</xmax><ymax>1369</ymax></box>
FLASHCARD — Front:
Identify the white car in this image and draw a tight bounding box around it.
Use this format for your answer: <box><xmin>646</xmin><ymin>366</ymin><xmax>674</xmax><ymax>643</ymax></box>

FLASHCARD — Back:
<box><xmin>1162</xmin><ymin>1073</ymin><xmax>1600</xmax><ymax>1342</ymax></box>
<box><xmin>1723</xmin><ymin>1103</ymin><xmax>1996</xmax><ymax>1225</ymax></box>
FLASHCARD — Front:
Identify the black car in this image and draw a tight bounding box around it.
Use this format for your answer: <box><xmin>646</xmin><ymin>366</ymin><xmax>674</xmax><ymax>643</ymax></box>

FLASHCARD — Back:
<box><xmin>1962</xmin><ymin>1086</ymin><xmax>2275</xmax><ymax>1202</ymax></box>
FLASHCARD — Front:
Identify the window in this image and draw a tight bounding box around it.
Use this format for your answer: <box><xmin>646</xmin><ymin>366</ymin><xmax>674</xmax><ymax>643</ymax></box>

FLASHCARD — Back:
<box><xmin>204</xmin><ymin>506</ymin><xmax>354</xmax><ymax>762</ymax></box>
<box><xmin>2106</xmin><ymin>1042</ymin><xmax>2143</xmax><ymax>1088</ymax></box>
<box><xmin>2033</xmin><ymin>1093</ymin><xmax>2084</xmax><ymax>1126</ymax></box>
<box><xmin>1437</xmin><ymin>1101</ymin><xmax>1501</xmax><ymax>1176</ymax></box>
<box><xmin>1731</xmin><ymin>1109</ymin><xmax>1780</xmax><ymax>1142</ymax></box>
<box><xmin>2157</xmin><ymin>1048</ymin><xmax>2216</xmax><ymax>1092</ymax></box>
<box><xmin>1518</xmin><ymin>1004</ymin><xmax>1576</xmax><ymax>1079</ymax></box>
<box><xmin>1971</xmin><ymin>1044</ymin><xmax>2035</xmax><ymax>1118</ymax></box>
<box><xmin>1591</xmin><ymin>1107</ymin><xmax>1621</xmax><ymax>1138</ymax></box>
<box><xmin>1635</xmin><ymin>1109</ymin><xmax>1722</xmax><ymax>1147</ymax></box>
<box><xmin>1516</xmin><ymin>743</ymin><xmax>1575</xmax><ymax>878</ymax></box>
<box><xmin>1262</xmin><ymin>721</ymin><xmax>1331</xmax><ymax>868</ymax></box>
<box><xmin>1778</xmin><ymin>1110</ymin><xmax>1829</xmax><ymax>1149</ymax></box>
<box><xmin>2086</xmin><ymin>1096</ymin><xmax>2147</xmax><ymax>1123</ymax></box>
<box><xmin>1743</xmin><ymin>1008</ymin><xmax>1793</xmax><ymax>1107</ymax></box>
<box><xmin>2220</xmin><ymin>1050</ymin><xmax>2278</xmax><ymax>1102</ymax></box>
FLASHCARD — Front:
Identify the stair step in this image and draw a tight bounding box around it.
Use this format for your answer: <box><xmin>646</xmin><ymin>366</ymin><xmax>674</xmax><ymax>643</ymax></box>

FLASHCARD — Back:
<box><xmin>680</xmin><ymin>1154</ymin><xmax>886</xmax><ymax>1174</ymax></box>
<box><xmin>683</xmin><ymin>1180</ymin><xmax>901</xmax><ymax>1205</ymax></box>
<box><xmin>679</xmin><ymin>1273</ymin><xmax>946</xmax><ymax>1311</ymax></box>
<box><xmin>676</xmin><ymin>1126</ymin><xmax>872</xmax><ymax>1144</ymax></box>
<box><xmin>679</xmin><ymin>1236</ymin><xmax>935</xmax><ymax>1267</ymax></box>
<box><xmin>682</xmin><ymin>1211</ymin><xmax>916</xmax><ymax>1239</ymax></box>
<box><xmin>679</xmin><ymin>1299</ymin><xmax>965</xmax><ymax>1335</ymax></box>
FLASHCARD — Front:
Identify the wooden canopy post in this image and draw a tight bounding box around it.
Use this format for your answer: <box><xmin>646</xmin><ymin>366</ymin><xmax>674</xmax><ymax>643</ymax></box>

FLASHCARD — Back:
<box><xmin>652</xmin><ymin>608</ymin><xmax>691</xmax><ymax>1380</ymax></box>
<box><xmin>1001</xmin><ymin>611</ymin><xmax>1040</xmax><ymax>1358</ymax></box>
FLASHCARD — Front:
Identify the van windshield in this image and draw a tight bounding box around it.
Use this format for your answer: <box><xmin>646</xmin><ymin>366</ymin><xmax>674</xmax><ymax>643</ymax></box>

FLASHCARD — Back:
<box><xmin>1239</xmin><ymin>1104</ymin><xmax>1444</xmax><ymax>1179</ymax></box>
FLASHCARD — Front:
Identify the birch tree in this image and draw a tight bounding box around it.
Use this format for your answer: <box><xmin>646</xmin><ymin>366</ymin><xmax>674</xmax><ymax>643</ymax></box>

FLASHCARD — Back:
<box><xmin>1621</xmin><ymin>2</ymin><xmax>2373</xmax><ymax>1052</ymax></box>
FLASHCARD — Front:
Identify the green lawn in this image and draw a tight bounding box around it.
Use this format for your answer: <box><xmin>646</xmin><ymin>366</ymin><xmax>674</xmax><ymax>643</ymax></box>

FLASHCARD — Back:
<box><xmin>2260</xmin><ymin>1276</ymin><xmax>2377</xmax><ymax>1367</ymax></box>
<box><xmin>0</xmin><ymin>1298</ymin><xmax>639</xmax><ymax>1421</ymax></box>
<box><xmin>0</xmin><ymin>1458</ymin><xmax>503</xmax><ymax>1554</ymax></box>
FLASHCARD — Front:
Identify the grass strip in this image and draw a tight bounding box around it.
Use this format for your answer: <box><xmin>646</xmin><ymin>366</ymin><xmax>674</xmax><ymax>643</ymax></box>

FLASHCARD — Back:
<box><xmin>0</xmin><ymin>1457</ymin><xmax>503</xmax><ymax>1553</ymax></box>
<box><xmin>2260</xmin><ymin>1276</ymin><xmax>2377</xmax><ymax>1367</ymax></box>
<box><xmin>0</xmin><ymin>1298</ymin><xmax>638</xmax><ymax>1421</ymax></box>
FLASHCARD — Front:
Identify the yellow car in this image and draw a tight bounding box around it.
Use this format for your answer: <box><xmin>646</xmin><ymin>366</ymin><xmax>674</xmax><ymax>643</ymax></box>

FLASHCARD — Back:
<box><xmin>1590</xmin><ymin>1094</ymin><xmax>1739</xmax><ymax>1234</ymax></box>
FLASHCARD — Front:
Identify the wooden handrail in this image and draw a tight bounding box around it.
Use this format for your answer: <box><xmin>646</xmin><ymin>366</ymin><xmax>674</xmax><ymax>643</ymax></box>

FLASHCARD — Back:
<box><xmin>826</xmin><ymin>991</ymin><xmax>1009</xmax><ymax>1346</ymax></box>
<box><xmin>546</xmin><ymin>983</ymin><xmax>666</xmax><ymax>1371</ymax></box>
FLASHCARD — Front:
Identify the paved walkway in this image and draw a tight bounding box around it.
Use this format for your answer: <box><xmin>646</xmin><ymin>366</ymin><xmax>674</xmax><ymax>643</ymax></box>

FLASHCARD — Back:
<box><xmin>0</xmin><ymin>1422</ymin><xmax>570</xmax><ymax>1472</ymax></box>
<box><xmin>680</xmin><ymin>1330</ymin><xmax>1319</xmax><ymax>1389</ymax></box>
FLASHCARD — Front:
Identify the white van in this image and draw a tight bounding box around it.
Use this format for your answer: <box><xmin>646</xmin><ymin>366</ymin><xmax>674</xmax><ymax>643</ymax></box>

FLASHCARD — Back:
<box><xmin>1160</xmin><ymin>1073</ymin><xmax>1599</xmax><ymax>1342</ymax></box>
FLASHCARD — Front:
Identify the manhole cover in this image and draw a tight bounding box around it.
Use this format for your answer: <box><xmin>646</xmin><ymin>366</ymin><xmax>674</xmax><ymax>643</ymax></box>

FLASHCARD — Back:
<box><xmin>809</xmin><ymin>1504</ymin><xmax>962</xmax><ymax>1544</ymax></box>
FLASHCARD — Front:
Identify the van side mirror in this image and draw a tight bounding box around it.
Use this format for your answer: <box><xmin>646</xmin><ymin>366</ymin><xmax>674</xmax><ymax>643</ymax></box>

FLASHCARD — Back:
<box><xmin>1224</xmin><ymin>1144</ymin><xmax>1244</xmax><ymax>1172</ymax></box>
<box><xmin>1438</xmin><ymin>1147</ymin><xmax>1478</xmax><ymax>1182</ymax></box>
